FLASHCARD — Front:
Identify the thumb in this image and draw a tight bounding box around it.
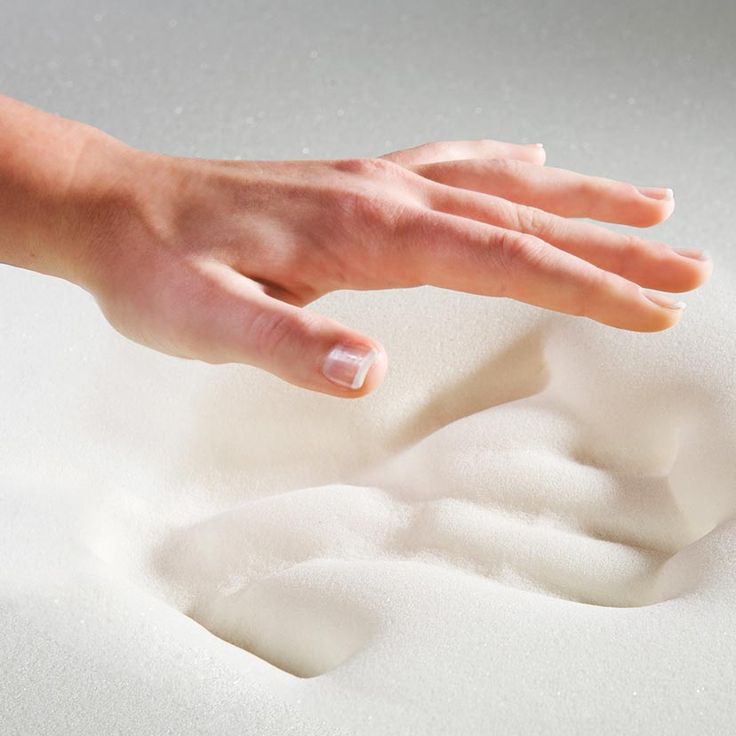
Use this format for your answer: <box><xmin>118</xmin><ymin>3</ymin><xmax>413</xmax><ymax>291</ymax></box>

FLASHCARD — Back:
<box><xmin>202</xmin><ymin>272</ymin><xmax>387</xmax><ymax>398</ymax></box>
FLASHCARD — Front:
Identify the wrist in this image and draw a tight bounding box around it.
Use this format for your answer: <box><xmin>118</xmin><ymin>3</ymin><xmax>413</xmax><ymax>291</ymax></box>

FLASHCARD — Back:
<box><xmin>0</xmin><ymin>96</ymin><xmax>143</xmax><ymax>290</ymax></box>
<box><xmin>43</xmin><ymin>129</ymin><xmax>146</xmax><ymax>291</ymax></box>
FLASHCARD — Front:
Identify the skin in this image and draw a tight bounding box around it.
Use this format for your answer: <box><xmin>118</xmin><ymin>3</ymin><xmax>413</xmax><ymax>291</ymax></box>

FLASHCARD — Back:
<box><xmin>0</xmin><ymin>95</ymin><xmax>712</xmax><ymax>398</ymax></box>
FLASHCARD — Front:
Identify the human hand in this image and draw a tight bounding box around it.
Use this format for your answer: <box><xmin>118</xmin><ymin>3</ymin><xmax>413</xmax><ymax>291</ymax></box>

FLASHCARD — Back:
<box><xmin>69</xmin><ymin>135</ymin><xmax>711</xmax><ymax>398</ymax></box>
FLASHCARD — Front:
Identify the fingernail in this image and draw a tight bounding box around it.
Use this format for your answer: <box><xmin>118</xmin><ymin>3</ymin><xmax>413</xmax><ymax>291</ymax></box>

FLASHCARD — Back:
<box><xmin>643</xmin><ymin>291</ymin><xmax>687</xmax><ymax>310</ymax></box>
<box><xmin>322</xmin><ymin>343</ymin><xmax>378</xmax><ymax>390</ymax></box>
<box><xmin>673</xmin><ymin>248</ymin><xmax>711</xmax><ymax>261</ymax></box>
<box><xmin>527</xmin><ymin>142</ymin><xmax>544</xmax><ymax>149</ymax></box>
<box><xmin>637</xmin><ymin>186</ymin><xmax>674</xmax><ymax>201</ymax></box>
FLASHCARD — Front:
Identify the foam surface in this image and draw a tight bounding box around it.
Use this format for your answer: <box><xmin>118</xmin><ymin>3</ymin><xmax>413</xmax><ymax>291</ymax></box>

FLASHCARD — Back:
<box><xmin>2</xmin><ymin>1</ymin><xmax>735</xmax><ymax>733</ymax></box>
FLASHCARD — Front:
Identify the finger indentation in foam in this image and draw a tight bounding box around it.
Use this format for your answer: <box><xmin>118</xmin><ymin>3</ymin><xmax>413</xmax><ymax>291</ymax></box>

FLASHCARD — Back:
<box><xmin>149</xmin><ymin>328</ymin><xmax>736</xmax><ymax>677</ymax></box>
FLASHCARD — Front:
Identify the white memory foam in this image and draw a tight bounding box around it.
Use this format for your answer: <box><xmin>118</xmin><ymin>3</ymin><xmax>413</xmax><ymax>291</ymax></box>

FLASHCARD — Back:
<box><xmin>2</xmin><ymin>260</ymin><xmax>735</xmax><ymax>734</ymax></box>
<box><xmin>1</xmin><ymin>1</ymin><xmax>735</xmax><ymax>733</ymax></box>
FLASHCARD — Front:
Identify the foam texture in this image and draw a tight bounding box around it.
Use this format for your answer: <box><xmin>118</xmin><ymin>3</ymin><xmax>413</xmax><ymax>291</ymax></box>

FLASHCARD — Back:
<box><xmin>1</xmin><ymin>0</ymin><xmax>735</xmax><ymax>734</ymax></box>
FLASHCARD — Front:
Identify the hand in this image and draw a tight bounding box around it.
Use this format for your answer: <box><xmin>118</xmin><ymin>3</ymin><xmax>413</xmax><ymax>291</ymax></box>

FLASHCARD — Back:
<box><xmin>73</xmin><ymin>136</ymin><xmax>711</xmax><ymax>398</ymax></box>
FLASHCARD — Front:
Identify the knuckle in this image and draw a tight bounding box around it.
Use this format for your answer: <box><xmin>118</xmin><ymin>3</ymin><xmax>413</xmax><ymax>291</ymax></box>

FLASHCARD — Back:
<box><xmin>576</xmin><ymin>268</ymin><xmax>637</xmax><ymax>318</ymax></box>
<box><xmin>330</xmin><ymin>157</ymin><xmax>425</xmax><ymax>222</ymax></box>
<box><xmin>330</xmin><ymin>185</ymin><xmax>408</xmax><ymax>230</ymax></box>
<box><xmin>246</xmin><ymin>308</ymin><xmax>302</xmax><ymax>360</ymax></box>
<box><xmin>586</xmin><ymin>179</ymin><xmax>637</xmax><ymax>203</ymax></box>
<box><xmin>619</xmin><ymin>181</ymin><xmax>642</xmax><ymax>200</ymax></box>
<box><xmin>332</xmin><ymin>157</ymin><xmax>373</xmax><ymax>175</ymax></box>
<box><xmin>365</xmin><ymin>156</ymin><xmax>401</xmax><ymax>176</ymax></box>
<box><xmin>618</xmin><ymin>233</ymin><xmax>674</xmax><ymax>278</ymax></box>
<box><xmin>616</xmin><ymin>233</ymin><xmax>645</xmax><ymax>276</ymax></box>
<box><xmin>333</xmin><ymin>156</ymin><xmax>401</xmax><ymax>178</ymax></box>
<box><xmin>515</xmin><ymin>204</ymin><xmax>553</xmax><ymax>237</ymax></box>
<box><xmin>495</xmin><ymin>230</ymin><xmax>547</xmax><ymax>296</ymax></box>
<box><xmin>575</xmin><ymin>176</ymin><xmax>602</xmax><ymax>199</ymax></box>
<box><xmin>325</xmin><ymin>187</ymin><xmax>425</xmax><ymax>289</ymax></box>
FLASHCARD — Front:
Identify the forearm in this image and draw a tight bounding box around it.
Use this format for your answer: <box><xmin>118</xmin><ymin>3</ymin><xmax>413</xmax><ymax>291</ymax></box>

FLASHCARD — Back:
<box><xmin>0</xmin><ymin>94</ymin><xmax>135</xmax><ymax>287</ymax></box>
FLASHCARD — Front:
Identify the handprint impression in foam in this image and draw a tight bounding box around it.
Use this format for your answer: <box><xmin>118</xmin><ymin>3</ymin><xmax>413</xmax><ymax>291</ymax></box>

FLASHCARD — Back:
<box><xmin>153</xmin><ymin>333</ymin><xmax>736</xmax><ymax>678</ymax></box>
